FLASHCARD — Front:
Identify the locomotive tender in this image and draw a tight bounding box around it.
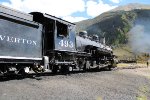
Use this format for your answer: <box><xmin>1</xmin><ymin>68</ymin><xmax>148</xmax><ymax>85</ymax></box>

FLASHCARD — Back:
<box><xmin>0</xmin><ymin>5</ymin><xmax>115</xmax><ymax>76</ymax></box>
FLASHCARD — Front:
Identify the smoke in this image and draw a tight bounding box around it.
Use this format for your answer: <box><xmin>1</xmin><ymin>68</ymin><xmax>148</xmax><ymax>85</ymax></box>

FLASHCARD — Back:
<box><xmin>128</xmin><ymin>19</ymin><xmax>150</xmax><ymax>54</ymax></box>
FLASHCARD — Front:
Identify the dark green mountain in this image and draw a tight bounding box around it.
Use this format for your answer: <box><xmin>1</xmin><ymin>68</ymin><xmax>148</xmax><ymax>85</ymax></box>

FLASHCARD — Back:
<box><xmin>75</xmin><ymin>3</ymin><xmax>150</xmax><ymax>59</ymax></box>
<box><xmin>75</xmin><ymin>3</ymin><xmax>150</xmax><ymax>46</ymax></box>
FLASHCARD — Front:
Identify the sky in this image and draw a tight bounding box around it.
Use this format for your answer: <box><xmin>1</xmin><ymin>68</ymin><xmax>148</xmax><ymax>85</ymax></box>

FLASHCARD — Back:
<box><xmin>0</xmin><ymin>0</ymin><xmax>150</xmax><ymax>22</ymax></box>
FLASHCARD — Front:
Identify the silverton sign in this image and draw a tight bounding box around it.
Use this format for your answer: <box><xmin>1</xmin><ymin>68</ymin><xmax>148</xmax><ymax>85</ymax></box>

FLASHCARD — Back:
<box><xmin>0</xmin><ymin>35</ymin><xmax>37</xmax><ymax>46</ymax></box>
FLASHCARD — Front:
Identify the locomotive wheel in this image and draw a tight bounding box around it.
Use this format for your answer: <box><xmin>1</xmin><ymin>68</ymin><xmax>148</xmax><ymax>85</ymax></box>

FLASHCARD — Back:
<box><xmin>108</xmin><ymin>65</ymin><xmax>112</xmax><ymax>71</ymax></box>
<box><xmin>61</xmin><ymin>66</ymin><xmax>69</xmax><ymax>75</ymax></box>
<box><xmin>52</xmin><ymin>66</ymin><xmax>58</xmax><ymax>74</ymax></box>
<box><xmin>18</xmin><ymin>68</ymin><xmax>28</xmax><ymax>78</ymax></box>
<box><xmin>82</xmin><ymin>64</ymin><xmax>87</xmax><ymax>72</ymax></box>
<box><xmin>84</xmin><ymin>61</ymin><xmax>90</xmax><ymax>71</ymax></box>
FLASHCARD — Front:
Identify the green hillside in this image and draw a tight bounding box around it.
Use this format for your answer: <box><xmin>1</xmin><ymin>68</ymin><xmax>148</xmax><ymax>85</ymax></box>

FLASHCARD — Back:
<box><xmin>76</xmin><ymin>9</ymin><xmax>150</xmax><ymax>45</ymax></box>
<box><xmin>75</xmin><ymin>3</ymin><xmax>150</xmax><ymax>60</ymax></box>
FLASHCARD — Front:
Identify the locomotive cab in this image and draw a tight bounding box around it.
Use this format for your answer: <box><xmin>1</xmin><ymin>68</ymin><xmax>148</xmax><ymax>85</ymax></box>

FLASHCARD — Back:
<box><xmin>31</xmin><ymin>12</ymin><xmax>76</xmax><ymax>73</ymax></box>
<box><xmin>55</xmin><ymin>21</ymin><xmax>76</xmax><ymax>52</ymax></box>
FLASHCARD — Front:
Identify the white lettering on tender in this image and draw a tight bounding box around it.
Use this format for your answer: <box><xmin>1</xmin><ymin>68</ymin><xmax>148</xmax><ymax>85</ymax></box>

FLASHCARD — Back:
<box><xmin>0</xmin><ymin>35</ymin><xmax>5</xmax><ymax>40</ymax></box>
<box><xmin>7</xmin><ymin>36</ymin><xmax>14</xmax><ymax>42</ymax></box>
<box><xmin>33</xmin><ymin>41</ymin><xmax>37</xmax><ymax>45</ymax></box>
<box><xmin>0</xmin><ymin>34</ymin><xmax>37</xmax><ymax>46</ymax></box>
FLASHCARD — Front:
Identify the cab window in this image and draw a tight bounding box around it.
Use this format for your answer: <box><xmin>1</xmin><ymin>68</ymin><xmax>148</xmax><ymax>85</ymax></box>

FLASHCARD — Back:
<box><xmin>56</xmin><ymin>21</ymin><xmax>68</xmax><ymax>37</ymax></box>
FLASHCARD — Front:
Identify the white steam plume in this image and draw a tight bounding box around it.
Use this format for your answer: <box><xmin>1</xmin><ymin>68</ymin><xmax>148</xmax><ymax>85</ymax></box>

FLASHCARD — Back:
<box><xmin>129</xmin><ymin>23</ymin><xmax>150</xmax><ymax>54</ymax></box>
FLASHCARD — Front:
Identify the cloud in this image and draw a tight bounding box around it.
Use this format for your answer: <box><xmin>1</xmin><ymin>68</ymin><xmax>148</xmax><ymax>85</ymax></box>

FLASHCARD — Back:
<box><xmin>2</xmin><ymin>0</ymin><xmax>85</xmax><ymax>17</ymax></box>
<box><xmin>86</xmin><ymin>0</ymin><xmax>117</xmax><ymax>17</ymax></box>
<box><xmin>1</xmin><ymin>0</ymin><xmax>119</xmax><ymax>22</ymax></box>
<box><xmin>109</xmin><ymin>0</ymin><xmax>122</xmax><ymax>4</ymax></box>
<box><xmin>63</xmin><ymin>16</ymin><xmax>88</xmax><ymax>22</ymax></box>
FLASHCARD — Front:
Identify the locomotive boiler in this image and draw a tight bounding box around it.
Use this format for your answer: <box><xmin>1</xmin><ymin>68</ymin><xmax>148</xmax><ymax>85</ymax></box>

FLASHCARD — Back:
<box><xmin>75</xmin><ymin>31</ymin><xmax>114</xmax><ymax>70</ymax></box>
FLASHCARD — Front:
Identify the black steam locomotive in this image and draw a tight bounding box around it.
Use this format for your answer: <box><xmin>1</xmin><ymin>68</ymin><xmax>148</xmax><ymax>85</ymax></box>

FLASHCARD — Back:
<box><xmin>0</xmin><ymin>5</ymin><xmax>115</xmax><ymax>76</ymax></box>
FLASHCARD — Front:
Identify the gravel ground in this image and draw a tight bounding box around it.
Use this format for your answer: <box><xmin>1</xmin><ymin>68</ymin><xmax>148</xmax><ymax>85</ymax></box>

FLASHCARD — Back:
<box><xmin>0</xmin><ymin>68</ymin><xmax>150</xmax><ymax>100</ymax></box>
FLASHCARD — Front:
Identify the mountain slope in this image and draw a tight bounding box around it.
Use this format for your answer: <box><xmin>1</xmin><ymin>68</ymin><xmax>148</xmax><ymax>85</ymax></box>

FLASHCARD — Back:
<box><xmin>76</xmin><ymin>3</ymin><xmax>150</xmax><ymax>33</ymax></box>
<box><xmin>75</xmin><ymin>3</ymin><xmax>150</xmax><ymax>59</ymax></box>
<box><xmin>76</xmin><ymin>3</ymin><xmax>150</xmax><ymax>45</ymax></box>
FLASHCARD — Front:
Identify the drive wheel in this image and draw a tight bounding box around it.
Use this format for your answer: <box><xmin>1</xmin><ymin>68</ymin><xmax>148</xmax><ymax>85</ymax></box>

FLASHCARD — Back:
<box><xmin>82</xmin><ymin>63</ymin><xmax>87</xmax><ymax>72</ymax></box>
<box><xmin>61</xmin><ymin>66</ymin><xmax>69</xmax><ymax>75</ymax></box>
<box><xmin>52</xmin><ymin>65</ymin><xmax>58</xmax><ymax>74</ymax></box>
<box><xmin>108</xmin><ymin>65</ymin><xmax>112</xmax><ymax>71</ymax></box>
